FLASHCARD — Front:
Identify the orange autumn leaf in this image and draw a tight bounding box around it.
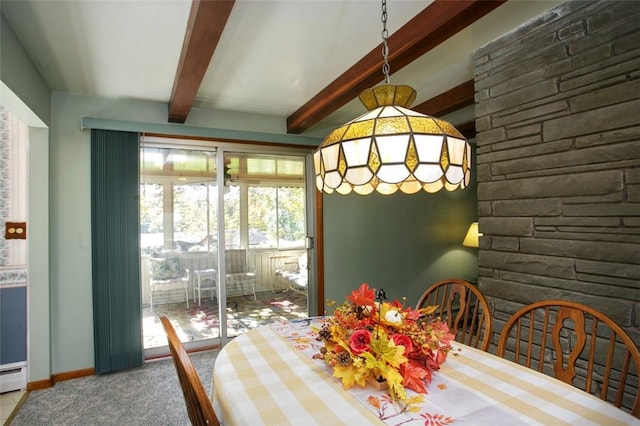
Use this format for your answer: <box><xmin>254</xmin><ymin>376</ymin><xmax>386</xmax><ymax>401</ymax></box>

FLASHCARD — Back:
<box><xmin>404</xmin><ymin>308</ymin><xmax>421</xmax><ymax>321</ymax></box>
<box><xmin>401</xmin><ymin>361</ymin><xmax>429</xmax><ymax>394</ymax></box>
<box><xmin>437</xmin><ymin>383</ymin><xmax>447</xmax><ymax>390</ymax></box>
<box><xmin>347</xmin><ymin>283</ymin><xmax>376</xmax><ymax>306</ymax></box>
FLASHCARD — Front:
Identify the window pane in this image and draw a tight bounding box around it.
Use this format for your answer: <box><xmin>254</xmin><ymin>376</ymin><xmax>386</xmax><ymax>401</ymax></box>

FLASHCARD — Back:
<box><xmin>248</xmin><ymin>187</ymin><xmax>277</xmax><ymax>249</ymax></box>
<box><xmin>140</xmin><ymin>183</ymin><xmax>164</xmax><ymax>255</ymax></box>
<box><xmin>224</xmin><ymin>185</ymin><xmax>241</xmax><ymax>248</ymax></box>
<box><xmin>278</xmin><ymin>187</ymin><xmax>305</xmax><ymax>248</ymax></box>
<box><xmin>226</xmin><ymin>153</ymin><xmax>304</xmax><ymax>183</ymax></box>
<box><xmin>174</xmin><ymin>183</ymin><xmax>216</xmax><ymax>252</ymax></box>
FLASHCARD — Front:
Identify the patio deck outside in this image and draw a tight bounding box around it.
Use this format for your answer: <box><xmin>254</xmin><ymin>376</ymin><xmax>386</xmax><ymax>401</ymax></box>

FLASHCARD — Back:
<box><xmin>143</xmin><ymin>290</ymin><xmax>308</xmax><ymax>349</ymax></box>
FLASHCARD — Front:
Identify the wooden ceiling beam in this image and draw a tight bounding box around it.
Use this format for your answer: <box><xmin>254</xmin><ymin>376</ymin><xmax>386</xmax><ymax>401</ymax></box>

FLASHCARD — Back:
<box><xmin>456</xmin><ymin>120</ymin><xmax>477</xmax><ymax>140</ymax></box>
<box><xmin>413</xmin><ymin>79</ymin><xmax>475</xmax><ymax>117</ymax></box>
<box><xmin>415</xmin><ymin>80</ymin><xmax>476</xmax><ymax>140</ymax></box>
<box><xmin>286</xmin><ymin>0</ymin><xmax>505</xmax><ymax>134</ymax></box>
<box><xmin>168</xmin><ymin>0</ymin><xmax>235</xmax><ymax>123</ymax></box>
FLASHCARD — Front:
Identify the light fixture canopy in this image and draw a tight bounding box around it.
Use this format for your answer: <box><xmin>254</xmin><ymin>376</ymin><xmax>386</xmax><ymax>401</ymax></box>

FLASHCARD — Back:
<box><xmin>313</xmin><ymin>2</ymin><xmax>471</xmax><ymax>195</ymax></box>
<box><xmin>462</xmin><ymin>222</ymin><xmax>482</xmax><ymax>248</ymax></box>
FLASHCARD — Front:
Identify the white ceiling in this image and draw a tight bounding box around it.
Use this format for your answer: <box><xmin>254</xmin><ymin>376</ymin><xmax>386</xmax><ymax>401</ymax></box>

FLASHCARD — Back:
<box><xmin>1</xmin><ymin>0</ymin><xmax>563</xmax><ymax>136</ymax></box>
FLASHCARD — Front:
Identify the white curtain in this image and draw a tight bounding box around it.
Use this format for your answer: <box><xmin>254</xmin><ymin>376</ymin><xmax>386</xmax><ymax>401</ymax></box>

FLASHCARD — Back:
<box><xmin>0</xmin><ymin>105</ymin><xmax>29</xmax><ymax>267</ymax></box>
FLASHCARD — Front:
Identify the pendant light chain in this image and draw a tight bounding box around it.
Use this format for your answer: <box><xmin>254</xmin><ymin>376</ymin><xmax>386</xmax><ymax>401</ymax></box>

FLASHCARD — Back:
<box><xmin>313</xmin><ymin>0</ymin><xmax>472</xmax><ymax>195</ymax></box>
<box><xmin>381</xmin><ymin>0</ymin><xmax>390</xmax><ymax>84</ymax></box>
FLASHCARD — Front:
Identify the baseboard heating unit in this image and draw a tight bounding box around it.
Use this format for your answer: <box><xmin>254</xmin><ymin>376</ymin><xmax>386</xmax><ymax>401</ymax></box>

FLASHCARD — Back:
<box><xmin>0</xmin><ymin>361</ymin><xmax>27</xmax><ymax>393</ymax></box>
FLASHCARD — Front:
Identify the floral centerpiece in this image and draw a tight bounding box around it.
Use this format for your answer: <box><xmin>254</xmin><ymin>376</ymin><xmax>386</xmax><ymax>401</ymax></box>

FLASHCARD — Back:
<box><xmin>315</xmin><ymin>283</ymin><xmax>454</xmax><ymax>407</ymax></box>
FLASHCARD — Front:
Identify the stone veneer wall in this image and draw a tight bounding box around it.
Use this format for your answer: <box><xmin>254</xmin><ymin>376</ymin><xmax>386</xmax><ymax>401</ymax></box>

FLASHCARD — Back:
<box><xmin>473</xmin><ymin>0</ymin><xmax>640</xmax><ymax>348</ymax></box>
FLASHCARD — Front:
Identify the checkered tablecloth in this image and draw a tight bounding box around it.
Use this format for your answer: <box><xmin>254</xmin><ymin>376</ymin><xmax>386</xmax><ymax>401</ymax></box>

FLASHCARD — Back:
<box><xmin>212</xmin><ymin>317</ymin><xmax>638</xmax><ymax>425</ymax></box>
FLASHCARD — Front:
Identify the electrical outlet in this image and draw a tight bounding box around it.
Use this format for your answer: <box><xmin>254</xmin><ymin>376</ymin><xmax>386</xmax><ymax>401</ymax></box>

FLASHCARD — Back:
<box><xmin>5</xmin><ymin>222</ymin><xmax>27</xmax><ymax>239</ymax></box>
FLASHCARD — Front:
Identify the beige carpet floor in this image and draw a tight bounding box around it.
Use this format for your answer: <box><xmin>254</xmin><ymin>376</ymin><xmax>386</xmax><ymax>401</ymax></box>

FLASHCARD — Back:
<box><xmin>11</xmin><ymin>350</ymin><xmax>218</xmax><ymax>425</ymax></box>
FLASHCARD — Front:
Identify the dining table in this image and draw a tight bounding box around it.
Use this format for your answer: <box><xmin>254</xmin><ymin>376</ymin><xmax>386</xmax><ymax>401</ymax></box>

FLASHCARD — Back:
<box><xmin>211</xmin><ymin>316</ymin><xmax>638</xmax><ymax>425</ymax></box>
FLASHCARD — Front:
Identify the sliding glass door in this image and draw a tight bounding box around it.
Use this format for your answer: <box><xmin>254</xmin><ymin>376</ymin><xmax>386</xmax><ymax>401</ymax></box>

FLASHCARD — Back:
<box><xmin>139</xmin><ymin>138</ymin><xmax>312</xmax><ymax>355</ymax></box>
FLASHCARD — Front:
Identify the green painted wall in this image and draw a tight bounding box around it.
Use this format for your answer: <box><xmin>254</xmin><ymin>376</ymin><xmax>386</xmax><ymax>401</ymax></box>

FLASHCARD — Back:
<box><xmin>0</xmin><ymin>13</ymin><xmax>51</xmax><ymax>125</ymax></box>
<box><xmin>1</xmin><ymin>11</ymin><xmax>51</xmax><ymax>383</ymax></box>
<box><xmin>322</xmin><ymin>173</ymin><xmax>479</xmax><ymax>310</ymax></box>
<box><xmin>27</xmin><ymin>126</ymin><xmax>50</xmax><ymax>383</ymax></box>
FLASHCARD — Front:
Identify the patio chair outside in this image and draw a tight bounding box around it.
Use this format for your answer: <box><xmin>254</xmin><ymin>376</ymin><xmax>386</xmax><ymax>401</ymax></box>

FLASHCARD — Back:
<box><xmin>149</xmin><ymin>257</ymin><xmax>189</xmax><ymax>310</ymax></box>
<box><xmin>225</xmin><ymin>249</ymin><xmax>257</xmax><ymax>299</ymax></box>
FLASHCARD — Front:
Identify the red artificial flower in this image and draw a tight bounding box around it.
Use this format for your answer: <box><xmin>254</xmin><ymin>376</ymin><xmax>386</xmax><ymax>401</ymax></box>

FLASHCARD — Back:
<box><xmin>391</xmin><ymin>333</ymin><xmax>414</xmax><ymax>355</ymax></box>
<box><xmin>349</xmin><ymin>329</ymin><xmax>372</xmax><ymax>355</ymax></box>
<box><xmin>347</xmin><ymin>283</ymin><xmax>376</xmax><ymax>306</ymax></box>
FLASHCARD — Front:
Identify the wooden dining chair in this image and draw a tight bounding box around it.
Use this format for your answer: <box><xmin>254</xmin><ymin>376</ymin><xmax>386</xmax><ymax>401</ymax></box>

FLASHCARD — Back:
<box><xmin>160</xmin><ymin>315</ymin><xmax>220</xmax><ymax>426</ymax></box>
<box><xmin>416</xmin><ymin>279</ymin><xmax>493</xmax><ymax>351</ymax></box>
<box><xmin>497</xmin><ymin>300</ymin><xmax>640</xmax><ymax>417</ymax></box>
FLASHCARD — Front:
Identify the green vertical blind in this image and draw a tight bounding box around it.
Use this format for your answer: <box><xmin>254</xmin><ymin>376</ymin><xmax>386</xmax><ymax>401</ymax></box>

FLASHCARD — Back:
<box><xmin>91</xmin><ymin>129</ymin><xmax>143</xmax><ymax>374</ymax></box>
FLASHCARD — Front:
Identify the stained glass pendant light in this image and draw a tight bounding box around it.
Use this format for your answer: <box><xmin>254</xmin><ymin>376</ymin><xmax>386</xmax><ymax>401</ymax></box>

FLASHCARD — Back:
<box><xmin>313</xmin><ymin>0</ymin><xmax>472</xmax><ymax>195</ymax></box>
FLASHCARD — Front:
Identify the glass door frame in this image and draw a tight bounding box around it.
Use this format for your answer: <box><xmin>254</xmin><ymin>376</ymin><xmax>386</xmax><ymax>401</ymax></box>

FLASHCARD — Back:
<box><xmin>141</xmin><ymin>136</ymin><xmax>316</xmax><ymax>357</ymax></box>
